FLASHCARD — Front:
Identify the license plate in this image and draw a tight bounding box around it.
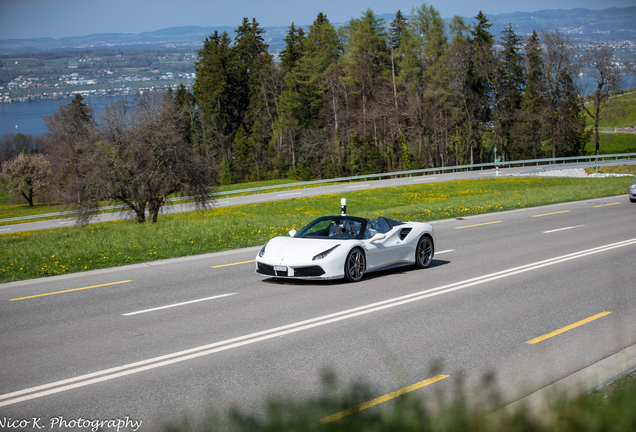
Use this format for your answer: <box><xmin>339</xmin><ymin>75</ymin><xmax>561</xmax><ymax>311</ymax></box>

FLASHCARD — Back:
<box><xmin>274</xmin><ymin>265</ymin><xmax>287</xmax><ymax>271</ymax></box>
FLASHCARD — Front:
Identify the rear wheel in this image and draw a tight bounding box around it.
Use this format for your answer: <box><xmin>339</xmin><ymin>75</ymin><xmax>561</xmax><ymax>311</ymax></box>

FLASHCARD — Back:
<box><xmin>344</xmin><ymin>248</ymin><xmax>366</xmax><ymax>282</ymax></box>
<box><xmin>415</xmin><ymin>235</ymin><xmax>434</xmax><ymax>269</ymax></box>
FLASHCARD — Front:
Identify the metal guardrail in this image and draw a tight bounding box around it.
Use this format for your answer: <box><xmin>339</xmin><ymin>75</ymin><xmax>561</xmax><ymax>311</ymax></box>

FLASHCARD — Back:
<box><xmin>2</xmin><ymin>152</ymin><xmax>635</xmax><ymax>225</ymax></box>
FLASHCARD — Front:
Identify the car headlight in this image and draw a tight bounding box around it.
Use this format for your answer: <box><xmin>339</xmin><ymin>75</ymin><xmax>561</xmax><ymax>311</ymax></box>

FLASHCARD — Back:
<box><xmin>258</xmin><ymin>241</ymin><xmax>269</xmax><ymax>258</ymax></box>
<box><xmin>313</xmin><ymin>244</ymin><xmax>340</xmax><ymax>261</ymax></box>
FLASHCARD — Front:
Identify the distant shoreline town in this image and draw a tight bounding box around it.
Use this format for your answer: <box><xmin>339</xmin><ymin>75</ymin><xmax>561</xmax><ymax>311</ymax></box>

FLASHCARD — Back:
<box><xmin>1</xmin><ymin>71</ymin><xmax>195</xmax><ymax>104</ymax></box>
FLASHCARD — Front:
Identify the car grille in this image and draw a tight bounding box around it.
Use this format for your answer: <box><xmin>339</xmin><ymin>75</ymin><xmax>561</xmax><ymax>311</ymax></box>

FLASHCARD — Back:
<box><xmin>294</xmin><ymin>266</ymin><xmax>325</xmax><ymax>277</ymax></box>
<box><xmin>257</xmin><ymin>263</ymin><xmax>279</xmax><ymax>276</ymax></box>
<box><xmin>257</xmin><ymin>263</ymin><xmax>324</xmax><ymax>277</ymax></box>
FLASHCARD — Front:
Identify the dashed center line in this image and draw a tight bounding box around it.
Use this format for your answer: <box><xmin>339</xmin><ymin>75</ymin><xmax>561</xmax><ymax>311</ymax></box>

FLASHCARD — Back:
<box><xmin>317</xmin><ymin>374</ymin><xmax>450</xmax><ymax>425</ymax></box>
<box><xmin>346</xmin><ymin>184</ymin><xmax>370</xmax><ymax>189</ymax></box>
<box><xmin>8</xmin><ymin>280</ymin><xmax>133</xmax><ymax>301</ymax></box>
<box><xmin>532</xmin><ymin>210</ymin><xmax>570</xmax><ymax>218</ymax></box>
<box><xmin>593</xmin><ymin>202</ymin><xmax>621</xmax><ymax>208</ymax></box>
<box><xmin>454</xmin><ymin>221</ymin><xmax>502</xmax><ymax>229</ymax></box>
<box><xmin>123</xmin><ymin>293</ymin><xmax>237</xmax><ymax>316</ymax></box>
<box><xmin>543</xmin><ymin>225</ymin><xmax>585</xmax><ymax>234</ymax></box>
<box><xmin>277</xmin><ymin>192</ymin><xmax>302</xmax><ymax>197</ymax></box>
<box><xmin>211</xmin><ymin>260</ymin><xmax>255</xmax><ymax>268</ymax></box>
<box><xmin>526</xmin><ymin>312</ymin><xmax>612</xmax><ymax>345</ymax></box>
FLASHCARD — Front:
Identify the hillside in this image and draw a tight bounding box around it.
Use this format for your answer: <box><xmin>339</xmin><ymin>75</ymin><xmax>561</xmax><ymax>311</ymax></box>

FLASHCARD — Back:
<box><xmin>1</xmin><ymin>6</ymin><xmax>635</xmax><ymax>54</ymax></box>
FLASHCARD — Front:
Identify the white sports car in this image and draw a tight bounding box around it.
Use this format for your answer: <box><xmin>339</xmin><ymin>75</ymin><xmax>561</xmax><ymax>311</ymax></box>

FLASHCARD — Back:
<box><xmin>255</xmin><ymin>215</ymin><xmax>434</xmax><ymax>282</ymax></box>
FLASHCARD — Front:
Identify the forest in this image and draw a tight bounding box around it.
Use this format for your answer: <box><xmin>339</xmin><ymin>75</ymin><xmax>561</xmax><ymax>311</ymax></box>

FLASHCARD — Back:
<box><xmin>181</xmin><ymin>5</ymin><xmax>623</xmax><ymax>184</ymax></box>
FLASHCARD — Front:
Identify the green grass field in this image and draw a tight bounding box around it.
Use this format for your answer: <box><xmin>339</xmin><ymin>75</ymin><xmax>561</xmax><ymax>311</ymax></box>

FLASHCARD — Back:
<box><xmin>584</xmin><ymin>133</ymin><xmax>636</xmax><ymax>155</ymax></box>
<box><xmin>584</xmin><ymin>89</ymin><xmax>636</xmax><ymax>130</ymax></box>
<box><xmin>1</xmin><ymin>176</ymin><xmax>632</xmax><ymax>283</ymax></box>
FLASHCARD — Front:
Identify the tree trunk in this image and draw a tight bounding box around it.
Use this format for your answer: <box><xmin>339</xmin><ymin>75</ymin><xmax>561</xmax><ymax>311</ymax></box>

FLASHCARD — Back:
<box><xmin>21</xmin><ymin>189</ymin><xmax>34</xmax><ymax>207</ymax></box>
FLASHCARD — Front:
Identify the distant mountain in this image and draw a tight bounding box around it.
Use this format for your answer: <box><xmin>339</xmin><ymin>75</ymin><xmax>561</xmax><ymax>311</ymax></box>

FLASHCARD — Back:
<box><xmin>1</xmin><ymin>6</ymin><xmax>634</xmax><ymax>55</ymax></box>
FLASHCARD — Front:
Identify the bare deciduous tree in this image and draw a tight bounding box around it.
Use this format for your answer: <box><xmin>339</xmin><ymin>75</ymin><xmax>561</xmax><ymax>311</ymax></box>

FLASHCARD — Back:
<box><xmin>1</xmin><ymin>153</ymin><xmax>52</xmax><ymax>206</ymax></box>
<box><xmin>46</xmin><ymin>92</ymin><xmax>214</xmax><ymax>224</ymax></box>
<box><xmin>580</xmin><ymin>44</ymin><xmax>623</xmax><ymax>155</ymax></box>
<box><xmin>93</xmin><ymin>91</ymin><xmax>214</xmax><ymax>223</ymax></box>
<box><xmin>540</xmin><ymin>30</ymin><xmax>585</xmax><ymax>158</ymax></box>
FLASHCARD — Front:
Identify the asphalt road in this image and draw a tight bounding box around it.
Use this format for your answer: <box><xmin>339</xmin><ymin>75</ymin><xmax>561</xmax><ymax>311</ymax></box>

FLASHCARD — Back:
<box><xmin>1</xmin><ymin>194</ymin><xmax>635</xmax><ymax>430</ymax></box>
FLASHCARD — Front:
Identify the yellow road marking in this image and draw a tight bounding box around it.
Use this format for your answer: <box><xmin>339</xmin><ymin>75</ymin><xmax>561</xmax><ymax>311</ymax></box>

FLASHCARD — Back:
<box><xmin>531</xmin><ymin>210</ymin><xmax>570</xmax><ymax>218</ymax></box>
<box><xmin>526</xmin><ymin>312</ymin><xmax>612</xmax><ymax>345</ymax></box>
<box><xmin>316</xmin><ymin>375</ymin><xmax>450</xmax><ymax>425</ymax></box>
<box><xmin>593</xmin><ymin>202</ymin><xmax>621</xmax><ymax>208</ymax></box>
<box><xmin>454</xmin><ymin>221</ymin><xmax>502</xmax><ymax>229</ymax></box>
<box><xmin>8</xmin><ymin>280</ymin><xmax>133</xmax><ymax>301</ymax></box>
<box><xmin>211</xmin><ymin>260</ymin><xmax>255</xmax><ymax>268</ymax></box>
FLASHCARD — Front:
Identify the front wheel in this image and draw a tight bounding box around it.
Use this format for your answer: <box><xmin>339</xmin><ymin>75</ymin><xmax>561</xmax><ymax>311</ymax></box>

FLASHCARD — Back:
<box><xmin>344</xmin><ymin>248</ymin><xmax>366</xmax><ymax>282</ymax></box>
<box><xmin>415</xmin><ymin>235</ymin><xmax>434</xmax><ymax>269</ymax></box>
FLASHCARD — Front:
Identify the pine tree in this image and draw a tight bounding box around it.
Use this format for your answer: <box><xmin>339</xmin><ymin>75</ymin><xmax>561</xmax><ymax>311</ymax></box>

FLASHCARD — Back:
<box><xmin>519</xmin><ymin>30</ymin><xmax>546</xmax><ymax>158</ymax></box>
<box><xmin>493</xmin><ymin>24</ymin><xmax>525</xmax><ymax>161</ymax></box>
<box><xmin>280</xmin><ymin>23</ymin><xmax>305</xmax><ymax>74</ymax></box>
<box><xmin>193</xmin><ymin>31</ymin><xmax>235</xmax><ymax>161</ymax></box>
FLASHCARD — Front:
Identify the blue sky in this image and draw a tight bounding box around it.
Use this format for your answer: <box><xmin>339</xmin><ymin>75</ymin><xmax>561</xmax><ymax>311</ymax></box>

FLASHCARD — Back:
<box><xmin>1</xmin><ymin>0</ymin><xmax>634</xmax><ymax>40</ymax></box>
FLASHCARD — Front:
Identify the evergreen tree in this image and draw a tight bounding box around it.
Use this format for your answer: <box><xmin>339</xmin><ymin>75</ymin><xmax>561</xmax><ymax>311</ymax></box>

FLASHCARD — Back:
<box><xmin>519</xmin><ymin>30</ymin><xmax>546</xmax><ymax>158</ymax></box>
<box><xmin>493</xmin><ymin>24</ymin><xmax>525</xmax><ymax>161</ymax></box>
<box><xmin>193</xmin><ymin>31</ymin><xmax>235</xmax><ymax>161</ymax></box>
<box><xmin>280</xmin><ymin>23</ymin><xmax>305</xmax><ymax>73</ymax></box>
<box><xmin>466</xmin><ymin>11</ymin><xmax>495</xmax><ymax>164</ymax></box>
<box><xmin>276</xmin><ymin>13</ymin><xmax>342</xmax><ymax>176</ymax></box>
<box><xmin>341</xmin><ymin>9</ymin><xmax>390</xmax><ymax>139</ymax></box>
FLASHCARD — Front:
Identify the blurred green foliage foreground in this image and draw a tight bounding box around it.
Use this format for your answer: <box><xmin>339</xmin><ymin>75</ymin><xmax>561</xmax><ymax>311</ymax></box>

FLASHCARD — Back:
<box><xmin>162</xmin><ymin>370</ymin><xmax>636</xmax><ymax>432</ymax></box>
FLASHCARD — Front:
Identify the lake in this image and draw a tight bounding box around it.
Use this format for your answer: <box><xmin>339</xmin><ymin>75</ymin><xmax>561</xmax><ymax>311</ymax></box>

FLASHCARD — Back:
<box><xmin>0</xmin><ymin>96</ymin><xmax>127</xmax><ymax>137</ymax></box>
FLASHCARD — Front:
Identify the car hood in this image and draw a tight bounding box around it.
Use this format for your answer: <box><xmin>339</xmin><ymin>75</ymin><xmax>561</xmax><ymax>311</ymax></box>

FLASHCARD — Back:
<box><xmin>264</xmin><ymin>237</ymin><xmax>344</xmax><ymax>259</ymax></box>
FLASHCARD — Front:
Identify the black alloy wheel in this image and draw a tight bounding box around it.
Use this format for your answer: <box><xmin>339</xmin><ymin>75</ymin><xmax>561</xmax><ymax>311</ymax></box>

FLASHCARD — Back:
<box><xmin>415</xmin><ymin>235</ymin><xmax>434</xmax><ymax>269</ymax></box>
<box><xmin>345</xmin><ymin>248</ymin><xmax>366</xmax><ymax>282</ymax></box>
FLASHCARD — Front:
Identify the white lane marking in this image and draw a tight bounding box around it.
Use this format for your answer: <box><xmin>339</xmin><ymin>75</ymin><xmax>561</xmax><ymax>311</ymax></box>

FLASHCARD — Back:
<box><xmin>123</xmin><ymin>293</ymin><xmax>237</xmax><ymax>316</ymax></box>
<box><xmin>435</xmin><ymin>249</ymin><xmax>454</xmax><ymax>254</ymax></box>
<box><xmin>346</xmin><ymin>184</ymin><xmax>370</xmax><ymax>189</ymax></box>
<box><xmin>58</xmin><ymin>221</ymin><xmax>76</xmax><ymax>225</ymax></box>
<box><xmin>3</xmin><ymin>237</ymin><xmax>635</xmax><ymax>407</ymax></box>
<box><xmin>277</xmin><ymin>192</ymin><xmax>302</xmax><ymax>197</ymax></box>
<box><xmin>216</xmin><ymin>201</ymin><xmax>230</xmax><ymax>204</ymax></box>
<box><xmin>0</xmin><ymin>228</ymin><xmax>11</xmax><ymax>232</ymax></box>
<box><xmin>413</xmin><ymin>177</ymin><xmax>437</xmax><ymax>182</ymax></box>
<box><xmin>543</xmin><ymin>225</ymin><xmax>585</xmax><ymax>234</ymax></box>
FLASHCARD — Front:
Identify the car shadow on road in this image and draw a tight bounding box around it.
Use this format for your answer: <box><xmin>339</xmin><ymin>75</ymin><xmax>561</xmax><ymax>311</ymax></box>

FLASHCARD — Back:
<box><xmin>259</xmin><ymin>259</ymin><xmax>450</xmax><ymax>287</ymax></box>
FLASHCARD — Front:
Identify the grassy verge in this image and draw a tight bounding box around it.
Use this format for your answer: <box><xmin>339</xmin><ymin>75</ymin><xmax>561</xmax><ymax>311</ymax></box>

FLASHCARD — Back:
<box><xmin>0</xmin><ymin>179</ymin><xmax>301</xmax><ymax>224</ymax></box>
<box><xmin>1</xmin><ymin>176</ymin><xmax>632</xmax><ymax>284</ymax></box>
<box><xmin>584</xmin><ymin>165</ymin><xmax>636</xmax><ymax>175</ymax></box>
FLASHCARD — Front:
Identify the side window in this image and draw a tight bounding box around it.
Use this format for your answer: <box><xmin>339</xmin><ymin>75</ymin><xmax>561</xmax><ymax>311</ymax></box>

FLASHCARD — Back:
<box><xmin>375</xmin><ymin>218</ymin><xmax>390</xmax><ymax>234</ymax></box>
<box><xmin>365</xmin><ymin>218</ymin><xmax>390</xmax><ymax>238</ymax></box>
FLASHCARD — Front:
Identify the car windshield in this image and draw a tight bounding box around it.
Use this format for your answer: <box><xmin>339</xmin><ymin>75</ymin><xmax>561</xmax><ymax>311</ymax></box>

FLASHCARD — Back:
<box><xmin>296</xmin><ymin>217</ymin><xmax>364</xmax><ymax>239</ymax></box>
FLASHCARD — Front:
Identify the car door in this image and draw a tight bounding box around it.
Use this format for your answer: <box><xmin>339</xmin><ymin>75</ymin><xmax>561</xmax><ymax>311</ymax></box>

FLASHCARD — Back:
<box><xmin>364</xmin><ymin>219</ymin><xmax>406</xmax><ymax>268</ymax></box>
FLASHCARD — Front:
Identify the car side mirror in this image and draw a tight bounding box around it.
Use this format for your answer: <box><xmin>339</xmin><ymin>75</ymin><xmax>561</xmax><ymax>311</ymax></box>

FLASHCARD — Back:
<box><xmin>370</xmin><ymin>233</ymin><xmax>386</xmax><ymax>242</ymax></box>
<box><xmin>289</xmin><ymin>229</ymin><xmax>297</xmax><ymax>237</ymax></box>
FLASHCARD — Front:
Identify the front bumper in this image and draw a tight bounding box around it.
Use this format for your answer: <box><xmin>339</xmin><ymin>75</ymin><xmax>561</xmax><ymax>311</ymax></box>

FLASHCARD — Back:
<box><xmin>255</xmin><ymin>261</ymin><xmax>327</xmax><ymax>279</ymax></box>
